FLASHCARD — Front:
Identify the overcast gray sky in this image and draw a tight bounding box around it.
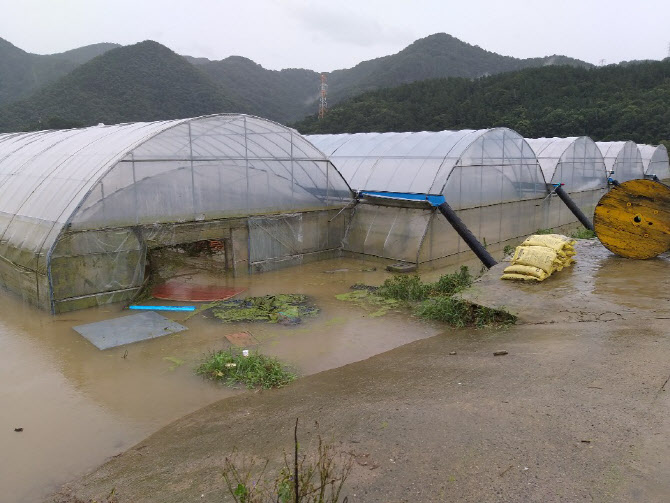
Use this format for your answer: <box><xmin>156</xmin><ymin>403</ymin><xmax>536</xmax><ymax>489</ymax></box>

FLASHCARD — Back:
<box><xmin>1</xmin><ymin>0</ymin><xmax>669</xmax><ymax>71</ymax></box>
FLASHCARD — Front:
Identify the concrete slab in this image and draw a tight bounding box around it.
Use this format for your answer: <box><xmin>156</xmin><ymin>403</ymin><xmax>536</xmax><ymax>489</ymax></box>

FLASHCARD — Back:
<box><xmin>73</xmin><ymin>312</ymin><xmax>188</xmax><ymax>350</ymax></box>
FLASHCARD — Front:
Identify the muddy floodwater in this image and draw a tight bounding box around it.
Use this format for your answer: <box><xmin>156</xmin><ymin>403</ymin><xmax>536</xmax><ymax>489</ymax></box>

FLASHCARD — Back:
<box><xmin>1</xmin><ymin>257</ymin><xmax>447</xmax><ymax>503</ymax></box>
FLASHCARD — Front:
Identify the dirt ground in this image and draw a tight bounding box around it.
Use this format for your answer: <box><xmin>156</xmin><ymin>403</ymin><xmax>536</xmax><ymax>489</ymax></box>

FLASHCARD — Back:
<box><xmin>52</xmin><ymin>242</ymin><xmax>670</xmax><ymax>502</ymax></box>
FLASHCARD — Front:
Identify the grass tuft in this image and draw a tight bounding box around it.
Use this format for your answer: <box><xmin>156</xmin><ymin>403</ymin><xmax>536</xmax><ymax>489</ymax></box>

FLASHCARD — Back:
<box><xmin>417</xmin><ymin>296</ymin><xmax>516</xmax><ymax>328</ymax></box>
<box><xmin>429</xmin><ymin>265</ymin><xmax>472</xmax><ymax>296</ymax></box>
<box><xmin>570</xmin><ymin>227</ymin><xmax>597</xmax><ymax>239</ymax></box>
<box><xmin>376</xmin><ymin>275</ymin><xmax>430</xmax><ymax>301</ymax></box>
<box><xmin>535</xmin><ymin>228</ymin><xmax>555</xmax><ymax>235</ymax></box>
<box><xmin>196</xmin><ymin>349</ymin><xmax>296</xmax><ymax>389</ymax></box>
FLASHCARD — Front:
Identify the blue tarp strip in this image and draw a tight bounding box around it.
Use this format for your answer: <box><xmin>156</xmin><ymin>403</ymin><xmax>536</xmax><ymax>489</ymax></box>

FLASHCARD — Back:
<box><xmin>130</xmin><ymin>305</ymin><xmax>196</xmax><ymax>312</ymax></box>
<box><xmin>359</xmin><ymin>191</ymin><xmax>445</xmax><ymax>206</ymax></box>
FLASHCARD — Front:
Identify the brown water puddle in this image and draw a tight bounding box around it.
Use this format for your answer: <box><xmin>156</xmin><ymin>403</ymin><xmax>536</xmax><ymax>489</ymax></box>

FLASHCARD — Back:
<box><xmin>1</xmin><ymin>257</ymin><xmax>444</xmax><ymax>503</ymax></box>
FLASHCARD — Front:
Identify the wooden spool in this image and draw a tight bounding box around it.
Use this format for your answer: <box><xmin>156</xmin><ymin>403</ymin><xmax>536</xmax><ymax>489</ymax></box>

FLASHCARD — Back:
<box><xmin>594</xmin><ymin>179</ymin><xmax>670</xmax><ymax>259</ymax></box>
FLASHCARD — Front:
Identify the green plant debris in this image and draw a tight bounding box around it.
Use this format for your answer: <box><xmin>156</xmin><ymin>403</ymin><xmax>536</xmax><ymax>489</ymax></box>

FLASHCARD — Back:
<box><xmin>337</xmin><ymin>266</ymin><xmax>515</xmax><ymax>328</ymax></box>
<box><xmin>196</xmin><ymin>349</ymin><xmax>296</xmax><ymax>389</ymax></box>
<box><xmin>198</xmin><ymin>294</ymin><xmax>318</xmax><ymax>325</ymax></box>
<box><xmin>163</xmin><ymin>356</ymin><xmax>185</xmax><ymax>370</ymax></box>
<box><xmin>535</xmin><ymin>228</ymin><xmax>555</xmax><ymax>235</ymax></box>
<box><xmin>503</xmin><ymin>244</ymin><xmax>515</xmax><ymax>257</ymax></box>
<box><xmin>571</xmin><ymin>227</ymin><xmax>597</xmax><ymax>239</ymax></box>
<box><xmin>335</xmin><ymin>289</ymin><xmax>400</xmax><ymax>317</ymax></box>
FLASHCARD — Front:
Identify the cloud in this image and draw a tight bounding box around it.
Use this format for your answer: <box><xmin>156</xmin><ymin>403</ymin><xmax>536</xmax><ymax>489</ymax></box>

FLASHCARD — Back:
<box><xmin>286</xmin><ymin>1</ymin><xmax>414</xmax><ymax>47</ymax></box>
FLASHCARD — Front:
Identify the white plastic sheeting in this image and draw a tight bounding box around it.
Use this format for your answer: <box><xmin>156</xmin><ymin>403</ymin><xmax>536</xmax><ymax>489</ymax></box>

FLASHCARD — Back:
<box><xmin>638</xmin><ymin>144</ymin><xmax>670</xmax><ymax>180</ymax></box>
<box><xmin>525</xmin><ymin>137</ymin><xmax>607</xmax><ymax>192</ymax></box>
<box><xmin>309</xmin><ymin>128</ymin><xmax>546</xmax><ymax>202</ymax></box>
<box><xmin>310</xmin><ymin>129</ymin><xmax>548</xmax><ymax>264</ymax></box>
<box><xmin>596</xmin><ymin>141</ymin><xmax>644</xmax><ymax>183</ymax></box>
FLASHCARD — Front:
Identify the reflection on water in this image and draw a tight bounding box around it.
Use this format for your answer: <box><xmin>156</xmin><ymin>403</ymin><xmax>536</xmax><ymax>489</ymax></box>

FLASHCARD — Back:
<box><xmin>1</xmin><ymin>257</ymin><xmax>444</xmax><ymax>503</ymax></box>
<box><xmin>591</xmin><ymin>253</ymin><xmax>670</xmax><ymax>309</ymax></box>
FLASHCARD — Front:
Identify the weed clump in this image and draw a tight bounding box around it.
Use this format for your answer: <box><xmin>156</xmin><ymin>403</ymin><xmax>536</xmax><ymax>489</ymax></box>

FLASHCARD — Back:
<box><xmin>196</xmin><ymin>349</ymin><xmax>296</xmax><ymax>389</ymax></box>
<box><xmin>571</xmin><ymin>227</ymin><xmax>597</xmax><ymax>239</ymax></box>
<box><xmin>337</xmin><ymin>266</ymin><xmax>514</xmax><ymax>329</ymax></box>
<box><xmin>429</xmin><ymin>265</ymin><xmax>472</xmax><ymax>296</ymax></box>
<box><xmin>535</xmin><ymin>228</ymin><xmax>554</xmax><ymax>235</ymax></box>
<box><xmin>417</xmin><ymin>296</ymin><xmax>516</xmax><ymax>328</ymax></box>
<box><xmin>376</xmin><ymin>275</ymin><xmax>430</xmax><ymax>301</ymax></box>
<box><xmin>222</xmin><ymin>420</ymin><xmax>352</xmax><ymax>502</ymax></box>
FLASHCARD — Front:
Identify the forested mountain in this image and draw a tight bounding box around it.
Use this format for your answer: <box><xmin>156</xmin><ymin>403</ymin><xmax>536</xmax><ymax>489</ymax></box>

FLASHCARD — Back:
<box><xmin>295</xmin><ymin>60</ymin><xmax>670</xmax><ymax>148</ymax></box>
<box><xmin>0</xmin><ymin>38</ymin><xmax>118</xmax><ymax>105</ymax></box>
<box><xmin>191</xmin><ymin>33</ymin><xmax>591</xmax><ymax>123</ymax></box>
<box><xmin>0</xmin><ymin>41</ymin><xmax>243</xmax><ymax>132</ymax></box>
<box><xmin>197</xmin><ymin>56</ymin><xmax>319</xmax><ymax>123</ymax></box>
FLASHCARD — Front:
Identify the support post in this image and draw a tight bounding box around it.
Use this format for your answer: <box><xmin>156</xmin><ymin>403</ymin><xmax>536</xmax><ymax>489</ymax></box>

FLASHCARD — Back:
<box><xmin>552</xmin><ymin>185</ymin><xmax>594</xmax><ymax>231</ymax></box>
<box><xmin>437</xmin><ymin>201</ymin><xmax>497</xmax><ymax>269</ymax></box>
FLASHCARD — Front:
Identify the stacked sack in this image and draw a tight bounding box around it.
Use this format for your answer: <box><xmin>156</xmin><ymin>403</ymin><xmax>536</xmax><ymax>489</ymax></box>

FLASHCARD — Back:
<box><xmin>501</xmin><ymin>234</ymin><xmax>576</xmax><ymax>282</ymax></box>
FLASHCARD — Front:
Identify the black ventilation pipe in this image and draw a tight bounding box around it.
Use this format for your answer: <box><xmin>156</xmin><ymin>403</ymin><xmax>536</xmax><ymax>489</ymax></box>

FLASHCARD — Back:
<box><xmin>437</xmin><ymin>201</ymin><xmax>498</xmax><ymax>269</ymax></box>
<box><xmin>552</xmin><ymin>184</ymin><xmax>594</xmax><ymax>231</ymax></box>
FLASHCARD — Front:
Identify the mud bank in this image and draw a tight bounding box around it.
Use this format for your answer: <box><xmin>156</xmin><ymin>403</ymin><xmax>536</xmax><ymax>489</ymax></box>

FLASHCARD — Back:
<box><xmin>52</xmin><ymin>241</ymin><xmax>670</xmax><ymax>503</ymax></box>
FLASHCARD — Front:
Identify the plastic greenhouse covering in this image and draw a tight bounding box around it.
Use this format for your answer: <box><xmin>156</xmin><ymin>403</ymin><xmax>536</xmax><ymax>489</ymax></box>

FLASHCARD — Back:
<box><xmin>526</xmin><ymin>137</ymin><xmax>608</xmax><ymax>229</ymax></box>
<box><xmin>596</xmin><ymin>141</ymin><xmax>644</xmax><ymax>183</ymax></box>
<box><xmin>310</xmin><ymin>129</ymin><xmax>549</xmax><ymax>264</ymax></box>
<box><xmin>638</xmin><ymin>144</ymin><xmax>670</xmax><ymax>180</ymax></box>
<box><xmin>525</xmin><ymin>137</ymin><xmax>607</xmax><ymax>192</ymax></box>
<box><xmin>0</xmin><ymin>114</ymin><xmax>352</xmax><ymax>312</ymax></box>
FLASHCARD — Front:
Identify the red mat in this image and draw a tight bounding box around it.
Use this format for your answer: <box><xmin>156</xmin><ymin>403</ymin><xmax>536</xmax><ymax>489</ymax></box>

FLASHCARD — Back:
<box><xmin>152</xmin><ymin>282</ymin><xmax>246</xmax><ymax>302</ymax></box>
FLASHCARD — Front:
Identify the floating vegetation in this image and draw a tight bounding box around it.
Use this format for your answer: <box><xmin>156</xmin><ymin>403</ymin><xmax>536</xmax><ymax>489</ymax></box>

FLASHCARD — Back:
<box><xmin>196</xmin><ymin>349</ymin><xmax>296</xmax><ymax>389</ymax></box>
<box><xmin>335</xmin><ymin>290</ymin><xmax>400</xmax><ymax>317</ymax></box>
<box><xmin>202</xmin><ymin>294</ymin><xmax>319</xmax><ymax>325</ymax></box>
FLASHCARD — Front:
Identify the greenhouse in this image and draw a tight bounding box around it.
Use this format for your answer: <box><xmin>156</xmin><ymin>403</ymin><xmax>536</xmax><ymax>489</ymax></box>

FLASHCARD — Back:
<box><xmin>308</xmin><ymin>128</ymin><xmax>547</xmax><ymax>265</ymax></box>
<box><xmin>525</xmin><ymin>137</ymin><xmax>608</xmax><ymax>228</ymax></box>
<box><xmin>638</xmin><ymin>144</ymin><xmax>670</xmax><ymax>180</ymax></box>
<box><xmin>0</xmin><ymin>114</ymin><xmax>353</xmax><ymax>313</ymax></box>
<box><xmin>595</xmin><ymin>141</ymin><xmax>644</xmax><ymax>182</ymax></box>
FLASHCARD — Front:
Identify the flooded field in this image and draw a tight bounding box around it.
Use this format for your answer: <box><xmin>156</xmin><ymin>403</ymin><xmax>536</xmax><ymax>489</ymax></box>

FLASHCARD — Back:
<box><xmin>1</xmin><ymin>257</ymin><xmax>445</xmax><ymax>503</ymax></box>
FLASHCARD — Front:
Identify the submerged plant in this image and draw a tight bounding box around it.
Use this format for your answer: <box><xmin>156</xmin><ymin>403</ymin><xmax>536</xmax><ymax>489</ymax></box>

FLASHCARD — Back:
<box><xmin>196</xmin><ymin>349</ymin><xmax>296</xmax><ymax>389</ymax></box>
<box><xmin>208</xmin><ymin>294</ymin><xmax>319</xmax><ymax>324</ymax></box>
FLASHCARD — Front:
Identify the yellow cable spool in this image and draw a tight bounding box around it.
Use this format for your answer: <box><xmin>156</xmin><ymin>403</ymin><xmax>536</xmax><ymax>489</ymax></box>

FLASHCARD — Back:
<box><xmin>594</xmin><ymin>179</ymin><xmax>670</xmax><ymax>259</ymax></box>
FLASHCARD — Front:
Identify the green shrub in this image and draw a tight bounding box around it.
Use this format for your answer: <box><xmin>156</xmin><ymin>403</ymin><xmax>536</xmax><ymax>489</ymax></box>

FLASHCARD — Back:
<box><xmin>196</xmin><ymin>349</ymin><xmax>296</xmax><ymax>389</ymax></box>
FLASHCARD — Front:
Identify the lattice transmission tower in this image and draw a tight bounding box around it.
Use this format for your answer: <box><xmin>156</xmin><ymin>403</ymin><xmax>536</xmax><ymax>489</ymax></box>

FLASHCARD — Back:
<box><xmin>318</xmin><ymin>73</ymin><xmax>328</xmax><ymax>119</ymax></box>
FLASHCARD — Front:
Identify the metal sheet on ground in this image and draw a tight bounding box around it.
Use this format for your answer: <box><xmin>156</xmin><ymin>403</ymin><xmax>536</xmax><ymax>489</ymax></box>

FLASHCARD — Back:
<box><xmin>73</xmin><ymin>312</ymin><xmax>188</xmax><ymax>350</ymax></box>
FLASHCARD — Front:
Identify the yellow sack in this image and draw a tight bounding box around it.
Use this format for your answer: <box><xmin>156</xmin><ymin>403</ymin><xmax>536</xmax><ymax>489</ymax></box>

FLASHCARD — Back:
<box><xmin>521</xmin><ymin>234</ymin><xmax>576</xmax><ymax>252</ymax></box>
<box><xmin>502</xmin><ymin>264</ymin><xmax>549</xmax><ymax>280</ymax></box>
<box><xmin>501</xmin><ymin>273</ymin><xmax>540</xmax><ymax>281</ymax></box>
<box><xmin>511</xmin><ymin>246</ymin><xmax>560</xmax><ymax>274</ymax></box>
